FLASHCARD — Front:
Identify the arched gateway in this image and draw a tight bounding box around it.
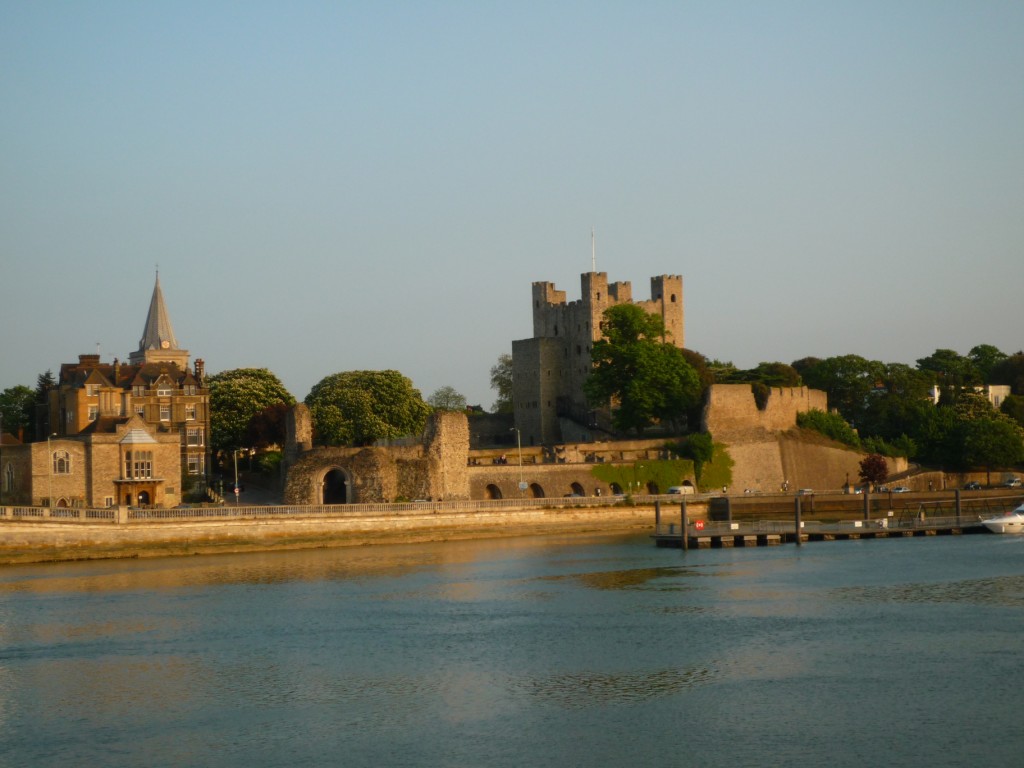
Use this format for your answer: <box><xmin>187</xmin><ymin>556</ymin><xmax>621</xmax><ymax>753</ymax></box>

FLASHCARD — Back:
<box><xmin>321</xmin><ymin>468</ymin><xmax>350</xmax><ymax>504</ymax></box>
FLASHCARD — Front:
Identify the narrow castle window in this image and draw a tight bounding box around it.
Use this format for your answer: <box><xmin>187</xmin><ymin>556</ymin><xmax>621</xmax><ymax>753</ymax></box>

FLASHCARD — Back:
<box><xmin>670</xmin><ymin>294</ymin><xmax>677</xmax><ymax>303</ymax></box>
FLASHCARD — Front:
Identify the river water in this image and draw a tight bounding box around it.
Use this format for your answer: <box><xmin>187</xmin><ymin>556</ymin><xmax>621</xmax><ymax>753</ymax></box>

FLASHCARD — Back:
<box><xmin>1</xmin><ymin>532</ymin><xmax>1021</xmax><ymax>768</ymax></box>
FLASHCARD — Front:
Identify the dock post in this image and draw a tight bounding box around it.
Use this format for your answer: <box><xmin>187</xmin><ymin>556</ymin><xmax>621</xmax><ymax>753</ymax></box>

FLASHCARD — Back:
<box><xmin>863</xmin><ymin>489</ymin><xmax>870</xmax><ymax>521</ymax></box>
<box><xmin>955</xmin><ymin>489</ymin><xmax>962</xmax><ymax>525</ymax></box>
<box><xmin>723</xmin><ymin>495</ymin><xmax>732</xmax><ymax>522</ymax></box>
<box><xmin>655</xmin><ymin>500</ymin><xmax>661</xmax><ymax>530</ymax></box>
<box><xmin>681</xmin><ymin>499</ymin><xmax>688</xmax><ymax>552</ymax></box>
<box><xmin>794</xmin><ymin>496</ymin><xmax>802</xmax><ymax>547</ymax></box>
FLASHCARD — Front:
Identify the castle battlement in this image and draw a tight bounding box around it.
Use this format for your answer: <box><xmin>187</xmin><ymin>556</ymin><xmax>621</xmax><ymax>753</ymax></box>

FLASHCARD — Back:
<box><xmin>515</xmin><ymin>271</ymin><xmax>685</xmax><ymax>446</ymax></box>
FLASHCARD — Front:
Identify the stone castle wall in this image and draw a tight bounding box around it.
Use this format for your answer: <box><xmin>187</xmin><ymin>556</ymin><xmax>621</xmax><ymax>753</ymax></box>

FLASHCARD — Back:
<box><xmin>701</xmin><ymin>384</ymin><xmax>828</xmax><ymax>439</ymax></box>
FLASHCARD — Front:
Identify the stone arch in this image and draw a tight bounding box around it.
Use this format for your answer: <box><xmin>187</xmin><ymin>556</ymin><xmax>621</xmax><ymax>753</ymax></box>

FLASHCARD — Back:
<box><xmin>570</xmin><ymin>482</ymin><xmax>585</xmax><ymax>496</ymax></box>
<box><xmin>137</xmin><ymin>490</ymin><xmax>151</xmax><ymax>506</ymax></box>
<box><xmin>485</xmin><ymin>483</ymin><xmax>503</xmax><ymax>500</ymax></box>
<box><xmin>320</xmin><ymin>467</ymin><xmax>350</xmax><ymax>504</ymax></box>
<box><xmin>646</xmin><ymin>481</ymin><xmax>660</xmax><ymax>494</ymax></box>
<box><xmin>528</xmin><ymin>482</ymin><xmax>545</xmax><ymax>498</ymax></box>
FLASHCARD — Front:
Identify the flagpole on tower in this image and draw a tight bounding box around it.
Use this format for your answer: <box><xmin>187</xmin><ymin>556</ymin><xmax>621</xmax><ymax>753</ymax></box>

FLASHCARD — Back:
<box><xmin>591</xmin><ymin>227</ymin><xmax>596</xmax><ymax>272</ymax></box>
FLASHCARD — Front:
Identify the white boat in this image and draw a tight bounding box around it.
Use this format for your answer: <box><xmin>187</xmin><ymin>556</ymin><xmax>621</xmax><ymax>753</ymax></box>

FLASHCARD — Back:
<box><xmin>982</xmin><ymin>504</ymin><xmax>1024</xmax><ymax>534</ymax></box>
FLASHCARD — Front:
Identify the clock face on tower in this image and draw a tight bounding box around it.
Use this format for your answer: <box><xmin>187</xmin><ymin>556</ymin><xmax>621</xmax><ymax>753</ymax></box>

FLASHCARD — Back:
<box><xmin>161</xmin><ymin>340</ymin><xmax>170</xmax><ymax>349</ymax></box>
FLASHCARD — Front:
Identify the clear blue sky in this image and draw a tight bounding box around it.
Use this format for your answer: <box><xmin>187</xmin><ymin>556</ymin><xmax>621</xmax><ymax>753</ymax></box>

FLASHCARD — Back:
<box><xmin>3</xmin><ymin>1</ymin><xmax>1022</xmax><ymax>407</ymax></box>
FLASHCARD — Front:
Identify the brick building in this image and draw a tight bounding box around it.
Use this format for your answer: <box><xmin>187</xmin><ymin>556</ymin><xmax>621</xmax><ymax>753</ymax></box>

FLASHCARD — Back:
<box><xmin>0</xmin><ymin>274</ymin><xmax>209</xmax><ymax>508</ymax></box>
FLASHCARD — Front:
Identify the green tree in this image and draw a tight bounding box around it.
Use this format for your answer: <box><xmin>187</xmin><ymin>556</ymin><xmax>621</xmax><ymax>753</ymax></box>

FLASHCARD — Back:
<box><xmin>858</xmin><ymin>453</ymin><xmax>889</xmax><ymax>488</ymax></box>
<box><xmin>1001</xmin><ymin>394</ymin><xmax>1024</xmax><ymax>429</ymax></box>
<box><xmin>306</xmin><ymin>370</ymin><xmax>431</xmax><ymax>446</ymax></box>
<box><xmin>800</xmin><ymin>355</ymin><xmax>885</xmax><ymax>426</ymax></box>
<box><xmin>0</xmin><ymin>385</ymin><xmax>35</xmax><ymax>439</ymax></box>
<box><xmin>968</xmin><ymin>344</ymin><xmax>1007</xmax><ymax>383</ymax></box>
<box><xmin>960</xmin><ymin>418</ymin><xmax>1024</xmax><ymax>484</ymax></box>
<box><xmin>34</xmin><ymin>369</ymin><xmax>55</xmax><ymax>440</ymax></box>
<box><xmin>427</xmin><ymin>385</ymin><xmax>467</xmax><ymax>412</ymax></box>
<box><xmin>916</xmin><ymin>348</ymin><xmax>981</xmax><ymax>397</ymax></box>
<box><xmin>797</xmin><ymin>409</ymin><xmax>860</xmax><ymax>448</ymax></box>
<box><xmin>489</xmin><ymin>353</ymin><xmax>514</xmax><ymax>414</ymax></box>
<box><xmin>991</xmin><ymin>352</ymin><xmax>1024</xmax><ymax>395</ymax></box>
<box><xmin>584</xmin><ymin>304</ymin><xmax>701</xmax><ymax>434</ymax></box>
<box><xmin>668</xmin><ymin>432</ymin><xmax>715</xmax><ymax>482</ymax></box>
<box><xmin>208</xmin><ymin>368</ymin><xmax>296</xmax><ymax>454</ymax></box>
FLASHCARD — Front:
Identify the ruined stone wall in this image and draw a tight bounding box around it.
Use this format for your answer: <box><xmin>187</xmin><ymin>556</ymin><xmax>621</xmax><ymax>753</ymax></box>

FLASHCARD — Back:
<box><xmin>701</xmin><ymin>384</ymin><xmax>828</xmax><ymax>439</ymax></box>
<box><xmin>423</xmin><ymin>410</ymin><xmax>470</xmax><ymax>500</ymax></box>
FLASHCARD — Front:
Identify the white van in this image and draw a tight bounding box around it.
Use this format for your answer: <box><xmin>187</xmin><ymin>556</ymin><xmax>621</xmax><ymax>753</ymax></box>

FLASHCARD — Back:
<box><xmin>667</xmin><ymin>486</ymin><xmax>695</xmax><ymax>495</ymax></box>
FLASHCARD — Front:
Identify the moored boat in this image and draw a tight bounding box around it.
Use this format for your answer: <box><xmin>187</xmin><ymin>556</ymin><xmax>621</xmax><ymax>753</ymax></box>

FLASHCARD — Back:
<box><xmin>982</xmin><ymin>504</ymin><xmax>1024</xmax><ymax>534</ymax></box>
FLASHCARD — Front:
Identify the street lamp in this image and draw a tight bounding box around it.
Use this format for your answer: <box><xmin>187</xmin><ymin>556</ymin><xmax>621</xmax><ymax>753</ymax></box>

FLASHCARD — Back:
<box><xmin>510</xmin><ymin>427</ymin><xmax>524</xmax><ymax>497</ymax></box>
<box><xmin>47</xmin><ymin>432</ymin><xmax>56</xmax><ymax>509</ymax></box>
<box><xmin>233</xmin><ymin>448</ymin><xmax>242</xmax><ymax>503</ymax></box>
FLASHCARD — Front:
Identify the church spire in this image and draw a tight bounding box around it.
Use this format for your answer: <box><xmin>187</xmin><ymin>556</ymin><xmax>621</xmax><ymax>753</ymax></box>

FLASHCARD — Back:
<box><xmin>129</xmin><ymin>271</ymin><xmax>189</xmax><ymax>368</ymax></box>
<box><xmin>138</xmin><ymin>271</ymin><xmax>179</xmax><ymax>352</ymax></box>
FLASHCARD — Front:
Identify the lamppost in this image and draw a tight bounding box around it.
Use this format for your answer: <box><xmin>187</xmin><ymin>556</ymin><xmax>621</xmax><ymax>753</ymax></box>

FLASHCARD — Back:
<box><xmin>510</xmin><ymin>427</ymin><xmax>525</xmax><ymax>497</ymax></box>
<box><xmin>47</xmin><ymin>433</ymin><xmax>54</xmax><ymax>509</ymax></box>
<box><xmin>233</xmin><ymin>448</ymin><xmax>241</xmax><ymax>504</ymax></box>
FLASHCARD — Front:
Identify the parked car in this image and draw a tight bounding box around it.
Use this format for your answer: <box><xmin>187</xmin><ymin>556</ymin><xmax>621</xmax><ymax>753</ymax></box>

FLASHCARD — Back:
<box><xmin>797</xmin><ymin>488</ymin><xmax>814</xmax><ymax>496</ymax></box>
<box><xmin>964</xmin><ymin>481</ymin><xmax>981</xmax><ymax>491</ymax></box>
<box><xmin>892</xmin><ymin>486</ymin><xmax>911</xmax><ymax>493</ymax></box>
<box><xmin>667</xmin><ymin>486</ymin><xmax>695</xmax><ymax>495</ymax></box>
<box><xmin>1003</xmin><ymin>477</ymin><xmax>1022</xmax><ymax>488</ymax></box>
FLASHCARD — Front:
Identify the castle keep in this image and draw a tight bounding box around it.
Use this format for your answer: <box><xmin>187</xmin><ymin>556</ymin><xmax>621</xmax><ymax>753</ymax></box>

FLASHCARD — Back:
<box><xmin>512</xmin><ymin>272</ymin><xmax>683</xmax><ymax>446</ymax></box>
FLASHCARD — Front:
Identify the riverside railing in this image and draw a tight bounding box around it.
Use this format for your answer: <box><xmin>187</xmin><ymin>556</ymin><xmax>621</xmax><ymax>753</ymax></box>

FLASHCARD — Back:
<box><xmin>0</xmin><ymin>493</ymin><xmax>688</xmax><ymax>526</ymax></box>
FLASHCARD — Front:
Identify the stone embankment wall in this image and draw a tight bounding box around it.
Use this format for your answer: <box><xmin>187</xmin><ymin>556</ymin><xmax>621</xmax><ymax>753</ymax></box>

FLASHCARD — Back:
<box><xmin>702</xmin><ymin>384</ymin><xmax>828</xmax><ymax>437</ymax></box>
<box><xmin>0</xmin><ymin>501</ymin><xmax>672</xmax><ymax>564</ymax></box>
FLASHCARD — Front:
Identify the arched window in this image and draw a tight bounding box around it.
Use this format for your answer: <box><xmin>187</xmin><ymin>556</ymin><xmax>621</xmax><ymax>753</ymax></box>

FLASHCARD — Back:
<box><xmin>529</xmin><ymin>483</ymin><xmax>545</xmax><ymax>498</ymax></box>
<box><xmin>485</xmin><ymin>484</ymin><xmax>503</xmax><ymax>500</ymax></box>
<box><xmin>52</xmin><ymin>450</ymin><xmax>71</xmax><ymax>475</ymax></box>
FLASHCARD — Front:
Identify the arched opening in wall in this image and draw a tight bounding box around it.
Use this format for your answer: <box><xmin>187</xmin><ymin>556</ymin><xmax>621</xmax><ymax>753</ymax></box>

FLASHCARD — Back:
<box><xmin>670</xmin><ymin>294</ymin><xmax>677</xmax><ymax>303</ymax></box>
<box><xmin>646</xmin><ymin>482</ymin><xmax>660</xmax><ymax>494</ymax></box>
<box><xmin>570</xmin><ymin>482</ymin><xmax>585</xmax><ymax>496</ymax></box>
<box><xmin>55</xmin><ymin>497</ymin><xmax>69</xmax><ymax>508</ymax></box>
<box><xmin>682</xmin><ymin>480</ymin><xmax>695</xmax><ymax>492</ymax></box>
<box><xmin>609</xmin><ymin>482</ymin><xmax>623</xmax><ymax>495</ymax></box>
<box><xmin>322</xmin><ymin>468</ymin><xmax>349</xmax><ymax>504</ymax></box>
<box><xmin>529</xmin><ymin>483</ymin><xmax>545</xmax><ymax>498</ymax></box>
<box><xmin>137</xmin><ymin>490</ymin><xmax>151</xmax><ymax>506</ymax></box>
<box><xmin>485</xmin><ymin>484</ymin><xmax>503</xmax><ymax>500</ymax></box>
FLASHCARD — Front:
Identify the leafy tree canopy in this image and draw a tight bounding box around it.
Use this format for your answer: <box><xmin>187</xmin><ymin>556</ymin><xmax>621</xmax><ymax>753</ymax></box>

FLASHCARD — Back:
<box><xmin>489</xmin><ymin>353</ymin><xmax>514</xmax><ymax>414</ymax></box>
<box><xmin>584</xmin><ymin>304</ymin><xmax>701</xmax><ymax>434</ymax></box>
<box><xmin>306</xmin><ymin>370</ymin><xmax>431</xmax><ymax>446</ymax></box>
<box><xmin>991</xmin><ymin>352</ymin><xmax>1024</xmax><ymax>395</ymax></box>
<box><xmin>0</xmin><ymin>385</ymin><xmax>35</xmax><ymax>439</ymax></box>
<box><xmin>800</xmin><ymin>355</ymin><xmax>885</xmax><ymax>426</ymax></box>
<box><xmin>960</xmin><ymin>417</ymin><xmax>1024</xmax><ymax>479</ymax></box>
<box><xmin>968</xmin><ymin>344</ymin><xmax>1007</xmax><ymax>383</ymax></box>
<box><xmin>1001</xmin><ymin>394</ymin><xmax>1024</xmax><ymax>429</ymax></box>
<box><xmin>916</xmin><ymin>348</ymin><xmax>981</xmax><ymax>391</ymax></box>
<box><xmin>427</xmin><ymin>385</ymin><xmax>467</xmax><ymax>412</ymax></box>
<box><xmin>208</xmin><ymin>368</ymin><xmax>296</xmax><ymax>453</ymax></box>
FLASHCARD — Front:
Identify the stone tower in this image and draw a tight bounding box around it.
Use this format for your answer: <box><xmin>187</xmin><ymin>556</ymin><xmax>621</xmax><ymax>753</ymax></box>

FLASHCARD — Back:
<box><xmin>512</xmin><ymin>271</ymin><xmax>684</xmax><ymax>446</ymax></box>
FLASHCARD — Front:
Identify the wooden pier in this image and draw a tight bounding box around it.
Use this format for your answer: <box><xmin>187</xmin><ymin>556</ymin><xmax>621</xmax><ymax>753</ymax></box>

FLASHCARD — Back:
<box><xmin>652</xmin><ymin>515</ymin><xmax>990</xmax><ymax>548</ymax></box>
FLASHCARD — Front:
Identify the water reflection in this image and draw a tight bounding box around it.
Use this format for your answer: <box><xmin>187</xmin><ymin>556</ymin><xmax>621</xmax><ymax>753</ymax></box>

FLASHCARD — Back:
<box><xmin>834</xmin><ymin>573</ymin><xmax>1024</xmax><ymax>607</ymax></box>
<box><xmin>518</xmin><ymin>665</ymin><xmax>717</xmax><ymax>708</ymax></box>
